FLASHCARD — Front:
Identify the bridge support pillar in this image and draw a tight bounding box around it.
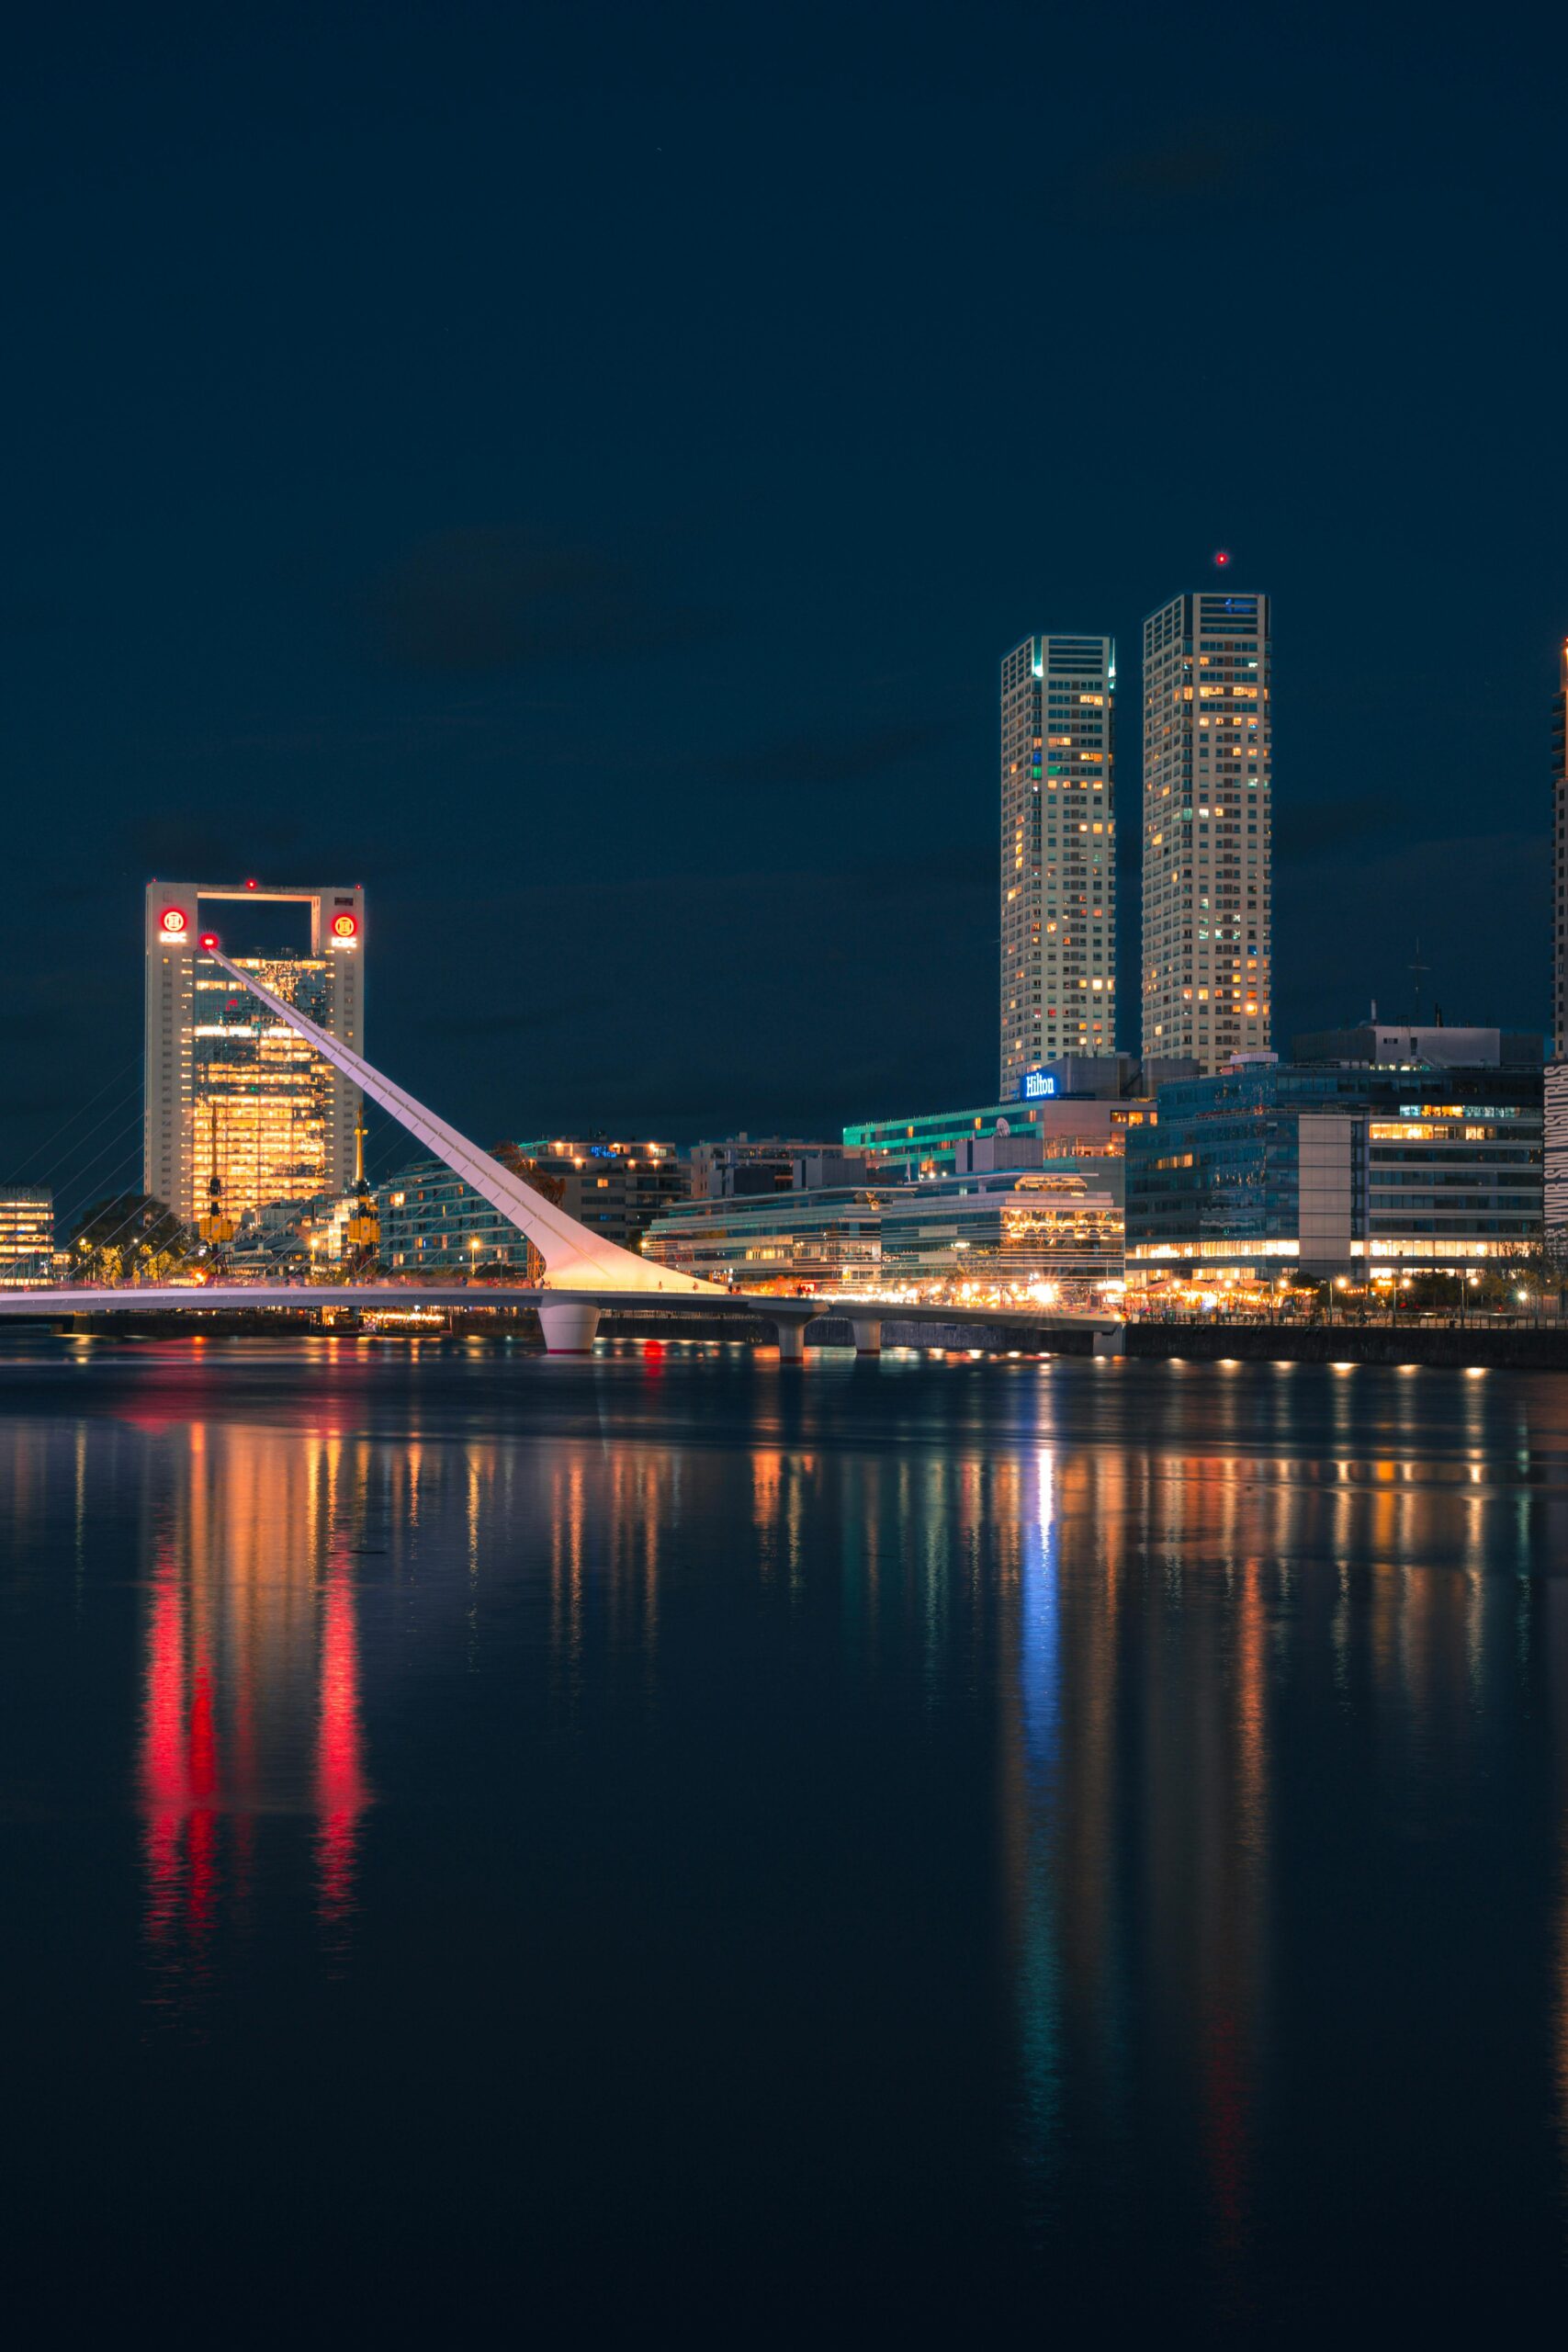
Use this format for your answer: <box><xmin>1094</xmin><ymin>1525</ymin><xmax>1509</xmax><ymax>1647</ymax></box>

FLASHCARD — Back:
<box><xmin>775</xmin><ymin>1317</ymin><xmax>807</xmax><ymax>1361</ymax></box>
<box><xmin>538</xmin><ymin>1302</ymin><xmax>601</xmax><ymax>1354</ymax></box>
<box><xmin>1093</xmin><ymin>1324</ymin><xmax>1125</xmax><ymax>1358</ymax></box>
<box><xmin>850</xmin><ymin>1317</ymin><xmax>883</xmax><ymax>1356</ymax></box>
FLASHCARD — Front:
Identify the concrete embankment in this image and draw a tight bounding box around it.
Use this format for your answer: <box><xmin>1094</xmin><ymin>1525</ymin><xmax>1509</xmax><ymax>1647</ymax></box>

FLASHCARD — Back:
<box><xmin>50</xmin><ymin>1308</ymin><xmax>325</xmax><ymax>1339</ymax></box>
<box><xmin>1121</xmin><ymin>1322</ymin><xmax>1568</xmax><ymax>1371</ymax></box>
<box><xmin>596</xmin><ymin>1309</ymin><xmax>1094</xmax><ymax>1354</ymax></box>
<box><xmin>28</xmin><ymin>1306</ymin><xmax>1568</xmax><ymax>1373</ymax></box>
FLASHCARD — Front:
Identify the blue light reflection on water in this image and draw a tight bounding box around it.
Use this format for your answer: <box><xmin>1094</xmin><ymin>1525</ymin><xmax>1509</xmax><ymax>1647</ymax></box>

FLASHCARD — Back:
<box><xmin>1015</xmin><ymin>1444</ymin><xmax>1063</xmax><ymax>2205</ymax></box>
<box><xmin>1</xmin><ymin>1335</ymin><xmax>1567</xmax><ymax>2335</ymax></box>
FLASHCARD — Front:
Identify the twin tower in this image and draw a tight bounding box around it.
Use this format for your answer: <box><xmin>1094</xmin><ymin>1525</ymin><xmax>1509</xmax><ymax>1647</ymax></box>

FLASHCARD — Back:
<box><xmin>1000</xmin><ymin>588</ymin><xmax>1271</xmax><ymax>1091</ymax></box>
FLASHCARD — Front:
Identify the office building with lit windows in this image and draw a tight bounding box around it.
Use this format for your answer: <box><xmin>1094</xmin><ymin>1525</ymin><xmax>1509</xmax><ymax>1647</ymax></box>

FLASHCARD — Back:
<box><xmin>1141</xmin><ymin>590</ymin><xmax>1271</xmax><ymax>1075</ymax></box>
<box><xmin>143</xmin><ymin>881</ymin><xmax>365</xmax><ymax>1227</ymax></box>
<box><xmin>503</xmin><ymin>1139</ymin><xmax>686</xmax><ymax>1250</ymax></box>
<box><xmin>644</xmin><ymin>1167</ymin><xmax>1122</xmax><ymax>1297</ymax></box>
<box><xmin>999</xmin><ymin>634</ymin><xmax>1115</xmax><ymax>1096</ymax></box>
<box><xmin>378</xmin><ymin>1159</ymin><xmax>536</xmax><ymax>1274</ymax></box>
<box><xmin>1126</xmin><ymin>1029</ymin><xmax>1542</xmax><ymax>1282</ymax></box>
<box><xmin>0</xmin><ymin>1188</ymin><xmax>52</xmax><ymax>1286</ymax></box>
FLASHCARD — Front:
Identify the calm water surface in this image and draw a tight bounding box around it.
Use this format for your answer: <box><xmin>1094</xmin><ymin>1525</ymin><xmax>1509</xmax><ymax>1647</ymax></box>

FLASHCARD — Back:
<box><xmin>4</xmin><ymin>1334</ymin><xmax>1568</xmax><ymax>2336</ymax></box>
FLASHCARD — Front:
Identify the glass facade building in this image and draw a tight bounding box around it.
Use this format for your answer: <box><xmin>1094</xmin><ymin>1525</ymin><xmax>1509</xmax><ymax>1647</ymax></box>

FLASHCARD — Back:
<box><xmin>642</xmin><ymin>1186</ymin><xmax>885</xmax><ymax>1288</ymax></box>
<box><xmin>190</xmin><ymin>954</ymin><xmax>339</xmax><ymax>1225</ymax></box>
<box><xmin>377</xmin><ymin>1159</ymin><xmax>536</xmax><ymax>1276</ymax></box>
<box><xmin>1126</xmin><ymin>1061</ymin><xmax>1543</xmax><ymax>1277</ymax></box>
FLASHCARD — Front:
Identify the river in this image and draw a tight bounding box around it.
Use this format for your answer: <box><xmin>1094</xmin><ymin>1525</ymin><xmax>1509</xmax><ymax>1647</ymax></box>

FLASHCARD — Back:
<box><xmin>3</xmin><ymin>1333</ymin><xmax>1566</xmax><ymax>2335</ymax></box>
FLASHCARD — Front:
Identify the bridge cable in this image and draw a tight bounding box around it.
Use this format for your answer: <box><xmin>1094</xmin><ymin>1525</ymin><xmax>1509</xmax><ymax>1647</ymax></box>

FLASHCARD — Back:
<box><xmin>50</xmin><ymin>1133</ymin><xmax>157</xmax><ymax>1247</ymax></box>
<box><xmin>12</xmin><ymin>1051</ymin><xmax>143</xmax><ymax>1181</ymax></box>
<box><xmin>17</xmin><ymin>1075</ymin><xmax>147</xmax><ymax>1202</ymax></box>
<box><xmin>59</xmin><ymin>1142</ymin><xmax>174</xmax><ymax>1264</ymax></box>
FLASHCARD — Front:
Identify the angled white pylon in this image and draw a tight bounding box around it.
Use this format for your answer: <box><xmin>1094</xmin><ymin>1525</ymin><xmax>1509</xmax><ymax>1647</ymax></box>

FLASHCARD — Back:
<box><xmin>207</xmin><ymin>949</ymin><xmax>722</xmax><ymax>1295</ymax></box>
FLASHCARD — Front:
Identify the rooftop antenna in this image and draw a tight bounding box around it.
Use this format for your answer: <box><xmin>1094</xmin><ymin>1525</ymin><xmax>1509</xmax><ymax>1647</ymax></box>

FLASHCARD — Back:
<box><xmin>1408</xmin><ymin>938</ymin><xmax>1429</xmax><ymax>1024</ymax></box>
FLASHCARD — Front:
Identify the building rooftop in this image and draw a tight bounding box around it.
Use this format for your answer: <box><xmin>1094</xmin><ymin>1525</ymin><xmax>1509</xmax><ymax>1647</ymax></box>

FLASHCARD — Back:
<box><xmin>1292</xmin><ymin>1020</ymin><xmax>1545</xmax><ymax>1070</ymax></box>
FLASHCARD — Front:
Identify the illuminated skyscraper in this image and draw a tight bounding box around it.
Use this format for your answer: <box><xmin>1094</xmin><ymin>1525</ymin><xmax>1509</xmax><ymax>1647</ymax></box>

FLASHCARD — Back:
<box><xmin>1141</xmin><ymin>590</ymin><xmax>1271</xmax><ymax>1073</ymax></box>
<box><xmin>1553</xmin><ymin>639</ymin><xmax>1566</xmax><ymax>1056</ymax></box>
<box><xmin>999</xmin><ymin>634</ymin><xmax>1116</xmax><ymax>1096</ymax></box>
<box><xmin>143</xmin><ymin>881</ymin><xmax>364</xmax><ymax>1226</ymax></box>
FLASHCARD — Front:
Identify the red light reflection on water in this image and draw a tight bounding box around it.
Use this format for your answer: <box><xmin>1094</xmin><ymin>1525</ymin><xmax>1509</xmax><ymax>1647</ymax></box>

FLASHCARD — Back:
<box><xmin>141</xmin><ymin>1552</ymin><xmax>188</xmax><ymax>1950</ymax></box>
<box><xmin>136</xmin><ymin>1430</ymin><xmax>373</xmax><ymax>1999</ymax></box>
<box><xmin>139</xmin><ymin>1547</ymin><xmax>223</xmax><ymax>1987</ymax></box>
<box><xmin>315</xmin><ymin>1553</ymin><xmax>368</xmax><ymax>1936</ymax></box>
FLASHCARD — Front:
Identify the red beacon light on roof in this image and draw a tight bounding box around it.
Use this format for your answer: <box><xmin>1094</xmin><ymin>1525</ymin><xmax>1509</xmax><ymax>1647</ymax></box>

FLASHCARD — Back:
<box><xmin>199</xmin><ymin>932</ymin><xmax>220</xmax><ymax>951</ymax></box>
<box><xmin>245</xmin><ymin>877</ymin><xmax>258</xmax><ymax>889</ymax></box>
<box><xmin>1213</xmin><ymin>548</ymin><xmax>1232</xmax><ymax>568</ymax></box>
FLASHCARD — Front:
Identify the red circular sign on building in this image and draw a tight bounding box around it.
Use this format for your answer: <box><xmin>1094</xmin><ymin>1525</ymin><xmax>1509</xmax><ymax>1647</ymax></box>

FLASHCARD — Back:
<box><xmin>332</xmin><ymin>912</ymin><xmax>358</xmax><ymax>939</ymax></box>
<box><xmin>160</xmin><ymin>908</ymin><xmax>187</xmax><ymax>934</ymax></box>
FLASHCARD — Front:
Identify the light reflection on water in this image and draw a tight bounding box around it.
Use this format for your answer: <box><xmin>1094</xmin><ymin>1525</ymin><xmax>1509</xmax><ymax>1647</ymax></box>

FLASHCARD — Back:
<box><xmin>1</xmin><ymin>1337</ymin><xmax>1568</xmax><ymax>2330</ymax></box>
<box><xmin>132</xmin><ymin>1424</ymin><xmax>372</xmax><ymax>2001</ymax></box>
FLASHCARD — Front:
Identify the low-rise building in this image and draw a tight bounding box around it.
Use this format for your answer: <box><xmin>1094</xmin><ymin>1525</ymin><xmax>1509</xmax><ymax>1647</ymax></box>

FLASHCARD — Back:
<box><xmin>0</xmin><ymin>1188</ymin><xmax>52</xmax><ymax>1285</ymax></box>
<box><xmin>377</xmin><ymin>1159</ymin><xmax>536</xmax><ymax>1275</ymax></box>
<box><xmin>689</xmin><ymin>1136</ymin><xmax>841</xmax><ymax>1198</ymax></box>
<box><xmin>879</xmin><ymin>1170</ymin><xmax>1121</xmax><ymax>1297</ymax></box>
<box><xmin>643</xmin><ymin>1165</ymin><xmax>1122</xmax><ymax>1300</ymax></box>
<box><xmin>846</xmin><ymin>1083</ymin><xmax>1157</xmax><ymax>1181</ymax></box>
<box><xmin>642</xmin><ymin>1184</ymin><xmax>885</xmax><ymax>1288</ymax></box>
<box><xmin>1127</xmin><ymin>1030</ymin><xmax>1544</xmax><ymax>1284</ymax></box>
<box><xmin>503</xmin><ymin>1137</ymin><xmax>685</xmax><ymax>1246</ymax></box>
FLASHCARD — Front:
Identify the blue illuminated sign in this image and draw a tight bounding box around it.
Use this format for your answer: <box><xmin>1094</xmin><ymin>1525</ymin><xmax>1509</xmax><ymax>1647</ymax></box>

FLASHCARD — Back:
<box><xmin>1021</xmin><ymin>1069</ymin><xmax>1057</xmax><ymax>1101</ymax></box>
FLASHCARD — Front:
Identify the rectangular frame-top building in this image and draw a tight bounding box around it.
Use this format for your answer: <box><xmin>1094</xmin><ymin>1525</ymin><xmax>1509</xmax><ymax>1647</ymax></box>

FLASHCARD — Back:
<box><xmin>144</xmin><ymin>880</ymin><xmax>365</xmax><ymax>1226</ymax></box>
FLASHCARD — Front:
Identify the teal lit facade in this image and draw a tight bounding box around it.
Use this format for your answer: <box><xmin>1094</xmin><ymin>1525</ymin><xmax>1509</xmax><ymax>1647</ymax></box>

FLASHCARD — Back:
<box><xmin>844</xmin><ymin>1099</ymin><xmax>1059</xmax><ymax>1176</ymax></box>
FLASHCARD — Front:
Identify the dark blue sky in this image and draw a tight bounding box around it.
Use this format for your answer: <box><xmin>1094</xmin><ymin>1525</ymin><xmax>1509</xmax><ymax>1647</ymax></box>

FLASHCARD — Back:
<box><xmin>6</xmin><ymin>1</ymin><xmax>1565</xmax><ymax>1182</ymax></box>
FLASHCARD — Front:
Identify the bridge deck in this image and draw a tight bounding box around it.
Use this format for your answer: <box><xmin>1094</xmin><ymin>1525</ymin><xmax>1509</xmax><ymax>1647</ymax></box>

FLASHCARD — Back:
<box><xmin>0</xmin><ymin>1284</ymin><xmax>1118</xmax><ymax>1334</ymax></box>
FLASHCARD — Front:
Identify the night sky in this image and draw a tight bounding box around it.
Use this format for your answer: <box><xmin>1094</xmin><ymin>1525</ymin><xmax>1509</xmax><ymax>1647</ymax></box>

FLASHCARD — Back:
<box><xmin>7</xmin><ymin>2</ymin><xmax>1566</xmax><ymax>1194</ymax></box>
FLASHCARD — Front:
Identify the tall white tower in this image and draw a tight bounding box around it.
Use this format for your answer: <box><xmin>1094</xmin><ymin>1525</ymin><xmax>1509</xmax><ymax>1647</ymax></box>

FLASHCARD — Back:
<box><xmin>1141</xmin><ymin>589</ymin><xmax>1271</xmax><ymax>1074</ymax></box>
<box><xmin>999</xmin><ymin>633</ymin><xmax>1116</xmax><ymax>1097</ymax></box>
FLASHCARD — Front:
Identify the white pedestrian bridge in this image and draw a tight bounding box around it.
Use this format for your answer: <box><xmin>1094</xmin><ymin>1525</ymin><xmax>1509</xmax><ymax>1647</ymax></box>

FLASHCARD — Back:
<box><xmin>6</xmin><ymin>945</ymin><xmax>1120</xmax><ymax>1354</ymax></box>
